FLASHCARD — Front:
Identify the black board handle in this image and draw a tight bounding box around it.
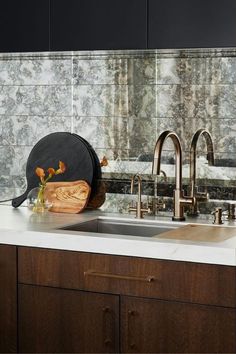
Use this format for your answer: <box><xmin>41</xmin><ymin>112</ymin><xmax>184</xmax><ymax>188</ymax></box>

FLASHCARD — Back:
<box><xmin>12</xmin><ymin>191</ymin><xmax>28</xmax><ymax>208</ymax></box>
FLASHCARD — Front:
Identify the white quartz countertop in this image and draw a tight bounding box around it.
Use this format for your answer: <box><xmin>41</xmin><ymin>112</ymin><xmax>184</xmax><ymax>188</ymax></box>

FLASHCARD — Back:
<box><xmin>1</xmin><ymin>205</ymin><xmax>236</xmax><ymax>266</ymax></box>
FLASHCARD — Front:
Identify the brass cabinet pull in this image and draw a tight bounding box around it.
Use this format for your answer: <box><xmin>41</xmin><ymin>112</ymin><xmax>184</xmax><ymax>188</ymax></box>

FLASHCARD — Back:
<box><xmin>128</xmin><ymin>310</ymin><xmax>137</xmax><ymax>350</ymax></box>
<box><xmin>102</xmin><ymin>306</ymin><xmax>112</xmax><ymax>347</ymax></box>
<box><xmin>84</xmin><ymin>270</ymin><xmax>155</xmax><ymax>283</ymax></box>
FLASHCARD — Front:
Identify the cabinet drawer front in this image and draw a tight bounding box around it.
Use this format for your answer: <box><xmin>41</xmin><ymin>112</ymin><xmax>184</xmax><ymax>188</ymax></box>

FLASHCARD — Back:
<box><xmin>19</xmin><ymin>284</ymin><xmax>119</xmax><ymax>353</ymax></box>
<box><xmin>121</xmin><ymin>296</ymin><xmax>236</xmax><ymax>353</ymax></box>
<box><xmin>18</xmin><ymin>247</ymin><xmax>236</xmax><ymax>307</ymax></box>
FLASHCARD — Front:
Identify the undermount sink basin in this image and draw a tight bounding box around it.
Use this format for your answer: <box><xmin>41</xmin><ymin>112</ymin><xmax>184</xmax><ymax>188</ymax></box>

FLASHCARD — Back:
<box><xmin>60</xmin><ymin>217</ymin><xmax>178</xmax><ymax>237</ymax></box>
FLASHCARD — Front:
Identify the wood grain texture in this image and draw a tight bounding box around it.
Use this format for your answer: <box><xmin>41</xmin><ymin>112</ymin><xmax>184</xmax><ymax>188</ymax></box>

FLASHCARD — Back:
<box><xmin>18</xmin><ymin>247</ymin><xmax>236</xmax><ymax>307</ymax></box>
<box><xmin>0</xmin><ymin>245</ymin><xmax>17</xmax><ymax>353</ymax></box>
<box><xmin>121</xmin><ymin>296</ymin><xmax>236</xmax><ymax>353</ymax></box>
<box><xmin>44</xmin><ymin>180</ymin><xmax>91</xmax><ymax>213</ymax></box>
<box><xmin>155</xmin><ymin>224</ymin><xmax>236</xmax><ymax>242</ymax></box>
<box><xmin>19</xmin><ymin>284</ymin><xmax>119</xmax><ymax>353</ymax></box>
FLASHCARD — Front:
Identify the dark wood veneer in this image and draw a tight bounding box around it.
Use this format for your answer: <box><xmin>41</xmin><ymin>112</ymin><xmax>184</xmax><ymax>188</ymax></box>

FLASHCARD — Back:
<box><xmin>0</xmin><ymin>245</ymin><xmax>17</xmax><ymax>353</ymax></box>
<box><xmin>18</xmin><ymin>247</ymin><xmax>236</xmax><ymax>308</ymax></box>
<box><xmin>121</xmin><ymin>296</ymin><xmax>236</xmax><ymax>353</ymax></box>
<box><xmin>19</xmin><ymin>284</ymin><xmax>119</xmax><ymax>353</ymax></box>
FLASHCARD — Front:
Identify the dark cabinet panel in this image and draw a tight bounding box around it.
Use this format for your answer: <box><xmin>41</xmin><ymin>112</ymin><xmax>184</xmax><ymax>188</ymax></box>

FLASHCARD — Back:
<box><xmin>121</xmin><ymin>296</ymin><xmax>236</xmax><ymax>353</ymax></box>
<box><xmin>18</xmin><ymin>247</ymin><xmax>236</xmax><ymax>308</ymax></box>
<box><xmin>0</xmin><ymin>245</ymin><xmax>17</xmax><ymax>353</ymax></box>
<box><xmin>148</xmin><ymin>0</ymin><xmax>236</xmax><ymax>48</ymax></box>
<box><xmin>19</xmin><ymin>284</ymin><xmax>119</xmax><ymax>353</ymax></box>
<box><xmin>0</xmin><ymin>0</ymin><xmax>49</xmax><ymax>53</ymax></box>
<box><xmin>50</xmin><ymin>0</ymin><xmax>147</xmax><ymax>51</ymax></box>
<box><xmin>17</xmin><ymin>247</ymin><xmax>236</xmax><ymax>353</ymax></box>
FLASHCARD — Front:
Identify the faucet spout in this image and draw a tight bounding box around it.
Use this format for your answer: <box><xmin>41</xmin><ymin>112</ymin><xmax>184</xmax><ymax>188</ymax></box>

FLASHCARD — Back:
<box><xmin>152</xmin><ymin>130</ymin><xmax>194</xmax><ymax>221</ymax></box>
<box><xmin>129</xmin><ymin>174</ymin><xmax>150</xmax><ymax>219</ymax></box>
<box><xmin>152</xmin><ymin>130</ymin><xmax>182</xmax><ymax>191</ymax></box>
<box><xmin>189</xmin><ymin>129</ymin><xmax>214</xmax><ymax>216</ymax></box>
<box><xmin>190</xmin><ymin>129</ymin><xmax>214</xmax><ymax>195</ymax></box>
<box><xmin>130</xmin><ymin>174</ymin><xmax>142</xmax><ymax>208</ymax></box>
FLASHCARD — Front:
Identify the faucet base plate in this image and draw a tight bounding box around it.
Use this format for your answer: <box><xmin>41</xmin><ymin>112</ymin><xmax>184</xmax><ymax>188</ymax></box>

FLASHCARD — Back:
<box><xmin>172</xmin><ymin>216</ymin><xmax>185</xmax><ymax>222</ymax></box>
<box><xmin>186</xmin><ymin>212</ymin><xmax>200</xmax><ymax>217</ymax></box>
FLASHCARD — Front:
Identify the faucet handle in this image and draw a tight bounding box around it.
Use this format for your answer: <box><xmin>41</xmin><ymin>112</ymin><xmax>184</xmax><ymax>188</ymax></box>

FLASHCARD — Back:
<box><xmin>194</xmin><ymin>186</ymin><xmax>209</xmax><ymax>201</ymax></box>
<box><xmin>225</xmin><ymin>203</ymin><xmax>236</xmax><ymax>220</ymax></box>
<box><xmin>149</xmin><ymin>197</ymin><xmax>166</xmax><ymax>215</ymax></box>
<box><xmin>128</xmin><ymin>202</ymin><xmax>150</xmax><ymax>219</ymax></box>
<box><xmin>196</xmin><ymin>191</ymin><xmax>209</xmax><ymax>202</ymax></box>
<box><xmin>212</xmin><ymin>207</ymin><xmax>224</xmax><ymax>225</ymax></box>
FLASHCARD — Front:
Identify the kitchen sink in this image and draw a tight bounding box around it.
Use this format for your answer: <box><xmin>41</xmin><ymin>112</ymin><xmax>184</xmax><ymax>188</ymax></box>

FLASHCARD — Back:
<box><xmin>60</xmin><ymin>217</ymin><xmax>179</xmax><ymax>237</ymax></box>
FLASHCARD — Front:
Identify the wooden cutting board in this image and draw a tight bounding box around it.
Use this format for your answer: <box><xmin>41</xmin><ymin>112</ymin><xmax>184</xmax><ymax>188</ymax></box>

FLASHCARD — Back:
<box><xmin>154</xmin><ymin>224</ymin><xmax>236</xmax><ymax>242</ymax></box>
<box><xmin>44</xmin><ymin>180</ymin><xmax>91</xmax><ymax>214</ymax></box>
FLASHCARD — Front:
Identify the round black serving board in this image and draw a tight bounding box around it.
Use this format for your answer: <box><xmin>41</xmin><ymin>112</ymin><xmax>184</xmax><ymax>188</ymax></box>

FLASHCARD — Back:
<box><xmin>72</xmin><ymin>133</ymin><xmax>102</xmax><ymax>193</ymax></box>
<box><xmin>12</xmin><ymin>132</ymin><xmax>95</xmax><ymax>208</ymax></box>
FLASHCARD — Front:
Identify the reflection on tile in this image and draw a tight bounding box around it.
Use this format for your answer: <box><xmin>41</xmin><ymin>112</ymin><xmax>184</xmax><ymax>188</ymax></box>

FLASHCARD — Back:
<box><xmin>0</xmin><ymin>59</ymin><xmax>72</xmax><ymax>85</ymax></box>
<box><xmin>73</xmin><ymin>85</ymin><xmax>128</xmax><ymax>117</ymax></box>
<box><xmin>205</xmin><ymin>58</ymin><xmax>236</xmax><ymax>84</ymax></box>
<box><xmin>0</xmin><ymin>188</ymin><xmax>16</xmax><ymax>200</ymax></box>
<box><xmin>1</xmin><ymin>50</ymin><xmax>236</xmax><ymax>209</ymax></box>
<box><xmin>221</xmin><ymin>58</ymin><xmax>236</xmax><ymax>84</ymax></box>
<box><xmin>128</xmin><ymin>57</ymin><xmax>206</xmax><ymax>85</ymax></box>
<box><xmin>0</xmin><ymin>175</ymin><xmax>13</xmax><ymax>188</ymax></box>
<box><xmin>0</xmin><ymin>145</ymin><xmax>31</xmax><ymax>176</ymax></box>
<box><xmin>156</xmin><ymin>117</ymin><xmax>181</xmax><ymax>136</ymax></box>
<box><xmin>95</xmin><ymin>148</ymin><xmax>129</xmax><ymax>162</ymax></box>
<box><xmin>73</xmin><ymin>58</ymin><xmax>128</xmax><ymax>85</ymax></box>
<box><xmin>205</xmin><ymin>85</ymin><xmax>236</xmax><ymax>118</ymax></box>
<box><xmin>0</xmin><ymin>86</ymin><xmax>72</xmax><ymax>116</ymax></box>
<box><xmin>156</xmin><ymin>85</ymin><xmax>182</xmax><ymax>117</ymax></box>
<box><xmin>178</xmin><ymin>58</ymin><xmax>206</xmax><ymax>84</ymax></box>
<box><xmin>128</xmin><ymin>57</ymin><xmax>180</xmax><ymax>85</ymax></box>
<box><xmin>0</xmin><ymin>116</ymin><xmax>71</xmax><ymax>146</ymax></box>
<box><xmin>128</xmin><ymin>85</ymin><xmax>157</xmax><ymax>118</ymax></box>
<box><xmin>73</xmin><ymin>116</ymin><xmax>128</xmax><ymax>150</ymax></box>
<box><xmin>181</xmin><ymin>85</ymin><xmax>206</xmax><ymax>118</ymax></box>
<box><xmin>128</xmin><ymin>117</ymin><xmax>156</xmax><ymax>156</ymax></box>
<box><xmin>0</xmin><ymin>146</ymin><xmax>15</xmax><ymax>176</ymax></box>
<box><xmin>182</xmin><ymin>117</ymin><xmax>213</xmax><ymax>152</ymax></box>
<box><xmin>11</xmin><ymin>175</ymin><xmax>27</xmax><ymax>190</ymax></box>
<box><xmin>211</xmin><ymin>118</ymin><xmax>236</xmax><ymax>153</ymax></box>
<box><xmin>205</xmin><ymin>58</ymin><xmax>222</xmax><ymax>84</ymax></box>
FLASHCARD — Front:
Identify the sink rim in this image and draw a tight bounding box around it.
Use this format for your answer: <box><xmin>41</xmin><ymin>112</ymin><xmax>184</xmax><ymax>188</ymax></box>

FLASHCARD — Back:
<box><xmin>58</xmin><ymin>216</ymin><xmax>180</xmax><ymax>238</ymax></box>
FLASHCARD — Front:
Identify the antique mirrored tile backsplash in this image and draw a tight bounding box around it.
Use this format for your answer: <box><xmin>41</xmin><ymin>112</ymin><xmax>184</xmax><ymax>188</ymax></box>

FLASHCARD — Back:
<box><xmin>1</xmin><ymin>48</ymin><xmax>236</xmax><ymax>215</ymax></box>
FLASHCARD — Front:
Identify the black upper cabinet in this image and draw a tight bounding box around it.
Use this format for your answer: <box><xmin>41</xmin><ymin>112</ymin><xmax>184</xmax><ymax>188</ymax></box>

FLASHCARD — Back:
<box><xmin>0</xmin><ymin>0</ymin><xmax>50</xmax><ymax>53</ymax></box>
<box><xmin>148</xmin><ymin>0</ymin><xmax>236</xmax><ymax>48</ymax></box>
<box><xmin>50</xmin><ymin>0</ymin><xmax>147</xmax><ymax>51</ymax></box>
<box><xmin>2</xmin><ymin>0</ymin><xmax>236</xmax><ymax>53</ymax></box>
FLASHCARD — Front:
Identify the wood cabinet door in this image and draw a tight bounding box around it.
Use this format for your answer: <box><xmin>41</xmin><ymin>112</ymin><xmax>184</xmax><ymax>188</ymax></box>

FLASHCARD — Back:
<box><xmin>50</xmin><ymin>0</ymin><xmax>147</xmax><ymax>51</ymax></box>
<box><xmin>0</xmin><ymin>0</ymin><xmax>49</xmax><ymax>52</ymax></box>
<box><xmin>148</xmin><ymin>0</ymin><xmax>236</xmax><ymax>48</ymax></box>
<box><xmin>19</xmin><ymin>284</ymin><xmax>119</xmax><ymax>353</ymax></box>
<box><xmin>121</xmin><ymin>296</ymin><xmax>236</xmax><ymax>353</ymax></box>
<box><xmin>0</xmin><ymin>245</ymin><xmax>17</xmax><ymax>353</ymax></box>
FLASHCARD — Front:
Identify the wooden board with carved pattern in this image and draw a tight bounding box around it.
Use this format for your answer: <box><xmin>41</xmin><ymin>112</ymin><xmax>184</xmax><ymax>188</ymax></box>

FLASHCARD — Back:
<box><xmin>44</xmin><ymin>180</ymin><xmax>91</xmax><ymax>214</ymax></box>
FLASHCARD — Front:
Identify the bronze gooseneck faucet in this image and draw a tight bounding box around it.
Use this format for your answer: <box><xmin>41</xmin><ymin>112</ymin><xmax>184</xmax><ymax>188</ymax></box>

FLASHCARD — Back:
<box><xmin>152</xmin><ymin>130</ymin><xmax>195</xmax><ymax>221</ymax></box>
<box><xmin>188</xmin><ymin>129</ymin><xmax>214</xmax><ymax>216</ymax></box>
